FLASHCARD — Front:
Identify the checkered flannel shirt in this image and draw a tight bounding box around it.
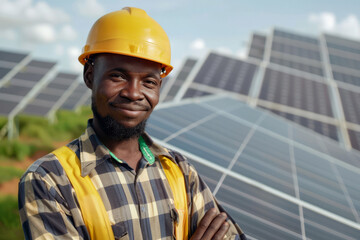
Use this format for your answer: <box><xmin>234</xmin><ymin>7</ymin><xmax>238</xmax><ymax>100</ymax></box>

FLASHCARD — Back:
<box><xmin>18</xmin><ymin>121</ymin><xmax>246</xmax><ymax>239</ymax></box>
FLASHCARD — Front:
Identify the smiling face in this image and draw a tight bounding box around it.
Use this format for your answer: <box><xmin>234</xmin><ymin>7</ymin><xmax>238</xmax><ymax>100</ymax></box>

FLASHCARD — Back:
<box><xmin>84</xmin><ymin>53</ymin><xmax>162</xmax><ymax>140</ymax></box>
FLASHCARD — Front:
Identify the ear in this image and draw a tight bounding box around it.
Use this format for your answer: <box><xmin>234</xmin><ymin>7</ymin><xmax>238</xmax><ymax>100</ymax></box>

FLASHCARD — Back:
<box><xmin>83</xmin><ymin>62</ymin><xmax>94</xmax><ymax>89</ymax></box>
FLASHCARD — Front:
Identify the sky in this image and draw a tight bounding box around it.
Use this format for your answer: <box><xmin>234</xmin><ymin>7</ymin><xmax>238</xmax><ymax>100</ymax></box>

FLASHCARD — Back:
<box><xmin>1</xmin><ymin>0</ymin><xmax>360</xmax><ymax>76</ymax></box>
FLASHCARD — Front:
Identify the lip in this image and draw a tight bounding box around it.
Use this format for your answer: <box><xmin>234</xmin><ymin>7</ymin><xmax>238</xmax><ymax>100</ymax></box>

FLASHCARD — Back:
<box><xmin>110</xmin><ymin>103</ymin><xmax>147</xmax><ymax>117</ymax></box>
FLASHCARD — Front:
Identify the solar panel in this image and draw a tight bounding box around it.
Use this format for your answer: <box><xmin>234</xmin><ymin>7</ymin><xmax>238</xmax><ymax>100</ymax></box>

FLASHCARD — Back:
<box><xmin>60</xmin><ymin>83</ymin><xmax>90</xmax><ymax>110</ymax></box>
<box><xmin>348</xmin><ymin>129</ymin><xmax>360</xmax><ymax>151</ymax></box>
<box><xmin>259</xmin><ymin>68</ymin><xmax>334</xmax><ymax>117</ymax></box>
<box><xmin>181</xmin><ymin>52</ymin><xmax>257</xmax><ymax>99</ymax></box>
<box><xmin>248</xmin><ymin>33</ymin><xmax>266</xmax><ymax>60</ymax></box>
<box><xmin>325</xmin><ymin>34</ymin><xmax>360</xmax><ymax>55</ymax></box>
<box><xmin>21</xmin><ymin>72</ymin><xmax>80</xmax><ymax>116</ymax></box>
<box><xmin>273</xmin><ymin>29</ymin><xmax>319</xmax><ymax>45</ymax></box>
<box><xmin>261</xmin><ymin>107</ymin><xmax>339</xmax><ymax>141</ymax></box>
<box><xmin>160</xmin><ymin>58</ymin><xmax>197</xmax><ymax>102</ymax></box>
<box><xmin>0</xmin><ymin>59</ymin><xmax>56</xmax><ymax>116</ymax></box>
<box><xmin>329</xmin><ymin>54</ymin><xmax>360</xmax><ymax>71</ymax></box>
<box><xmin>0</xmin><ymin>50</ymin><xmax>28</xmax><ymax>63</ymax></box>
<box><xmin>338</xmin><ymin>87</ymin><xmax>360</xmax><ymax>125</ymax></box>
<box><xmin>270</xmin><ymin>56</ymin><xmax>324</xmax><ymax>76</ymax></box>
<box><xmin>271</xmin><ymin>41</ymin><xmax>321</xmax><ymax>61</ymax></box>
<box><xmin>148</xmin><ymin>95</ymin><xmax>360</xmax><ymax>239</ymax></box>
<box><xmin>332</xmin><ymin>71</ymin><xmax>360</xmax><ymax>87</ymax></box>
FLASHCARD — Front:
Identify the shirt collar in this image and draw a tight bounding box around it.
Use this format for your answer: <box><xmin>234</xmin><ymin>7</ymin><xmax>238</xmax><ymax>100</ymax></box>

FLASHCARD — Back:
<box><xmin>78</xmin><ymin>119</ymin><xmax>174</xmax><ymax>177</ymax></box>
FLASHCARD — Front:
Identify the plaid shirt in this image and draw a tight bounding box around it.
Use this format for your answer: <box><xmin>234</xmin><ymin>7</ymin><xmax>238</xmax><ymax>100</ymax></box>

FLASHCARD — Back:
<box><xmin>18</xmin><ymin>121</ymin><xmax>246</xmax><ymax>239</ymax></box>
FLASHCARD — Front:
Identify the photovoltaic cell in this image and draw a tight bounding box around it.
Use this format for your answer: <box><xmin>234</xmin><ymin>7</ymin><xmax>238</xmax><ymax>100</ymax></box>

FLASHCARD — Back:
<box><xmin>0</xmin><ymin>66</ymin><xmax>11</xmax><ymax>79</ymax></box>
<box><xmin>332</xmin><ymin>71</ymin><xmax>360</xmax><ymax>87</ymax></box>
<box><xmin>0</xmin><ymin>100</ymin><xmax>17</xmax><ymax>115</ymax></box>
<box><xmin>348</xmin><ymin>129</ymin><xmax>360</xmax><ymax>151</ymax></box>
<box><xmin>185</xmin><ymin>52</ymin><xmax>256</xmax><ymax>98</ymax></box>
<box><xmin>259</xmin><ymin>68</ymin><xmax>334</xmax><ymax>117</ymax></box>
<box><xmin>338</xmin><ymin>88</ymin><xmax>360</xmax><ymax>125</ymax></box>
<box><xmin>270</xmin><ymin>56</ymin><xmax>324</xmax><ymax>76</ymax></box>
<box><xmin>60</xmin><ymin>83</ymin><xmax>89</xmax><ymax>110</ymax></box>
<box><xmin>0</xmin><ymin>50</ymin><xmax>27</xmax><ymax>63</ymax></box>
<box><xmin>27</xmin><ymin>60</ymin><xmax>56</xmax><ymax>69</ymax></box>
<box><xmin>271</xmin><ymin>41</ymin><xmax>321</xmax><ymax>61</ymax></box>
<box><xmin>325</xmin><ymin>34</ymin><xmax>360</xmax><ymax>55</ymax></box>
<box><xmin>21</xmin><ymin>72</ymin><xmax>80</xmax><ymax>116</ymax></box>
<box><xmin>329</xmin><ymin>54</ymin><xmax>360</xmax><ymax>71</ymax></box>
<box><xmin>235</xmin><ymin>131</ymin><xmax>295</xmax><ymax>196</ymax></box>
<box><xmin>273</xmin><ymin>29</ymin><xmax>319</xmax><ymax>45</ymax></box>
<box><xmin>160</xmin><ymin>58</ymin><xmax>197</xmax><ymax>102</ymax></box>
<box><xmin>262</xmin><ymin>107</ymin><xmax>339</xmax><ymax>141</ymax></box>
<box><xmin>248</xmin><ymin>33</ymin><xmax>266</xmax><ymax>60</ymax></box>
<box><xmin>303</xmin><ymin>208</ymin><xmax>360</xmax><ymax>239</ymax></box>
<box><xmin>294</xmin><ymin>147</ymin><xmax>357</xmax><ymax>221</ymax></box>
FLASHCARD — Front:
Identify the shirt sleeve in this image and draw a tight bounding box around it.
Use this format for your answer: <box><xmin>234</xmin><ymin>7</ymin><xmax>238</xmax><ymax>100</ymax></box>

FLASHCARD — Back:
<box><xmin>187</xmin><ymin>163</ymin><xmax>247</xmax><ymax>240</ymax></box>
<box><xmin>18</xmin><ymin>171</ymin><xmax>87</xmax><ymax>240</ymax></box>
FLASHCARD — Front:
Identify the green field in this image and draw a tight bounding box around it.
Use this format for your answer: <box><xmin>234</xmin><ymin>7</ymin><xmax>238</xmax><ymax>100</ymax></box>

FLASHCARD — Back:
<box><xmin>0</xmin><ymin>107</ymin><xmax>91</xmax><ymax>239</ymax></box>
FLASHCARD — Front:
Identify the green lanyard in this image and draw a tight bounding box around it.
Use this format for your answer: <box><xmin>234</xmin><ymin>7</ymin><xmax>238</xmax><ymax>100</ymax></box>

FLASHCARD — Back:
<box><xmin>106</xmin><ymin>136</ymin><xmax>155</xmax><ymax>165</ymax></box>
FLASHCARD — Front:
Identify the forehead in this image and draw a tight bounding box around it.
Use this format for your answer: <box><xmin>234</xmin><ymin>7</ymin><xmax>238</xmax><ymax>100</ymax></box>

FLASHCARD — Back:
<box><xmin>93</xmin><ymin>53</ymin><xmax>162</xmax><ymax>75</ymax></box>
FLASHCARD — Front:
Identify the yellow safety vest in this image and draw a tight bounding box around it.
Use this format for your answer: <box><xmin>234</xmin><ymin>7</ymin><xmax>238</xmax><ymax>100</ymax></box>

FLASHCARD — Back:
<box><xmin>52</xmin><ymin>146</ymin><xmax>188</xmax><ymax>240</ymax></box>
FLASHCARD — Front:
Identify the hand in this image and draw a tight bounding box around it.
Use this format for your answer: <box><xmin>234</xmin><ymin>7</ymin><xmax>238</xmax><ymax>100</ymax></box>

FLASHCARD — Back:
<box><xmin>190</xmin><ymin>208</ymin><xmax>230</xmax><ymax>240</ymax></box>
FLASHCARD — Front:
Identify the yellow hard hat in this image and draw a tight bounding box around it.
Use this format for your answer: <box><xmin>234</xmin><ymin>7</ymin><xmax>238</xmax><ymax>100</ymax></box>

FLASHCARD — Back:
<box><xmin>78</xmin><ymin>7</ymin><xmax>173</xmax><ymax>77</ymax></box>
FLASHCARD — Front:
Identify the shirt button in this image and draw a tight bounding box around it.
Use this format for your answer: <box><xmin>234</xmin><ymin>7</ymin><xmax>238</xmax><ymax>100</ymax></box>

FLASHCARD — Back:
<box><xmin>141</xmin><ymin>206</ymin><xmax>146</xmax><ymax>212</ymax></box>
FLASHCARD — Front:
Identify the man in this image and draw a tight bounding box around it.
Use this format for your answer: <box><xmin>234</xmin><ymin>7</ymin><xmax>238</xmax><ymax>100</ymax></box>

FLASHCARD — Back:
<box><xmin>18</xmin><ymin>7</ymin><xmax>246</xmax><ymax>239</ymax></box>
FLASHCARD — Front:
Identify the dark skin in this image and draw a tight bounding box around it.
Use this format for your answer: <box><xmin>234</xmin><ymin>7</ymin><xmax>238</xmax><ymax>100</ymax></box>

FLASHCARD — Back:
<box><xmin>84</xmin><ymin>53</ymin><xmax>230</xmax><ymax>239</ymax></box>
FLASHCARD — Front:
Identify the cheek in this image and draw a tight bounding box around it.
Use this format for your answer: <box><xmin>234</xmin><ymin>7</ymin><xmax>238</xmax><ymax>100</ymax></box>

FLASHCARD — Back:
<box><xmin>145</xmin><ymin>89</ymin><xmax>160</xmax><ymax>107</ymax></box>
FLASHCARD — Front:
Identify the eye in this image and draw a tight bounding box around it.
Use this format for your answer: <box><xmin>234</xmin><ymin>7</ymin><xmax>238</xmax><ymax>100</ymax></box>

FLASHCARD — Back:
<box><xmin>109</xmin><ymin>72</ymin><xmax>126</xmax><ymax>81</ymax></box>
<box><xmin>143</xmin><ymin>78</ymin><xmax>160</xmax><ymax>88</ymax></box>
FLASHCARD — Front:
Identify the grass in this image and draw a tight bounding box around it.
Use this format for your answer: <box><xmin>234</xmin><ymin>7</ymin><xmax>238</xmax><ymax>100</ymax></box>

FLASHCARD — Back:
<box><xmin>0</xmin><ymin>195</ymin><xmax>24</xmax><ymax>239</ymax></box>
<box><xmin>0</xmin><ymin>107</ymin><xmax>92</xmax><ymax>239</ymax></box>
<box><xmin>0</xmin><ymin>166</ymin><xmax>24</xmax><ymax>184</ymax></box>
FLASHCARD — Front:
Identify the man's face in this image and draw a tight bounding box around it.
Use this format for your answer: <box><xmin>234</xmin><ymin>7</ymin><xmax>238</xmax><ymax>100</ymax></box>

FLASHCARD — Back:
<box><xmin>84</xmin><ymin>54</ymin><xmax>162</xmax><ymax>140</ymax></box>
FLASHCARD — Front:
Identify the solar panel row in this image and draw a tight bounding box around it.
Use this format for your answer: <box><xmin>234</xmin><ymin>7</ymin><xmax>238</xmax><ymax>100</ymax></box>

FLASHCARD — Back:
<box><xmin>147</xmin><ymin>95</ymin><xmax>360</xmax><ymax>240</ymax></box>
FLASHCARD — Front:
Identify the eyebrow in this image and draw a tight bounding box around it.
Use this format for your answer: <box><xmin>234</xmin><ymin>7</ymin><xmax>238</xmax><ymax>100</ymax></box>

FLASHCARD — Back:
<box><xmin>109</xmin><ymin>68</ymin><xmax>161</xmax><ymax>79</ymax></box>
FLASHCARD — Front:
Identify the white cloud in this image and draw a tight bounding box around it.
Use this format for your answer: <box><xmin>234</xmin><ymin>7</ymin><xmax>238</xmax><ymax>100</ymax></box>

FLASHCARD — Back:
<box><xmin>22</xmin><ymin>23</ymin><xmax>56</xmax><ymax>43</ymax></box>
<box><xmin>309</xmin><ymin>12</ymin><xmax>360</xmax><ymax>39</ymax></box>
<box><xmin>0</xmin><ymin>29</ymin><xmax>17</xmax><ymax>40</ymax></box>
<box><xmin>0</xmin><ymin>0</ymin><xmax>70</xmax><ymax>27</ymax></box>
<box><xmin>309</xmin><ymin>12</ymin><xmax>335</xmax><ymax>31</ymax></box>
<box><xmin>67</xmin><ymin>47</ymin><xmax>83</xmax><ymax>72</ymax></box>
<box><xmin>190</xmin><ymin>38</ymin><xmax>206</xmax><ymax>50</ymax></box>
<box><xmin>236</xmin><ymin>47</ymin><xmax>247</xmax><ymax>58</ymax></box>
<box><xmin>75</xmin><ymin>0</ymin><xmax>105</xmax><ymax>17</ymax></box>
<box><xmin>59</xmin><ymin>25</ymin><xmax>77</xmax><ymax>41</ymax></box>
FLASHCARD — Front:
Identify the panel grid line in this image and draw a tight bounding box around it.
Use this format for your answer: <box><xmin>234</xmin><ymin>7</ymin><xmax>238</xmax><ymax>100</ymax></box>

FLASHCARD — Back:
<box><xmin>212</xmin><ymin>112</ymin><xmax>267</xmax><ymax>196</ymax></box>
<box><xmin>288</xmin><ymin>126</ymin><xmax>306</xmax><ymax>240</ymax></box>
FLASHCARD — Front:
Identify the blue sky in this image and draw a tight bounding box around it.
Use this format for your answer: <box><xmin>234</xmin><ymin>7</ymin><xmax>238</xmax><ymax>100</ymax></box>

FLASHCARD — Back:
<box><xmin>1</xmin><ymin>0</ymin><xmax>359</xmax><ymax>76</ymax></box>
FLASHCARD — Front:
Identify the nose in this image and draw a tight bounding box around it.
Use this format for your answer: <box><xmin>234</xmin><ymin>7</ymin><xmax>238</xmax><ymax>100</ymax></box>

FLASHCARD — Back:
<box><xmin>119</xmin><ymin>79</ymin><xmax>143</xmax><ymax>101</ymax></box>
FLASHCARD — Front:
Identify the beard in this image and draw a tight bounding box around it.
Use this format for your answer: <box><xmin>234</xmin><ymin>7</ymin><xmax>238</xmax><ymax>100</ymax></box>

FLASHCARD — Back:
<box><xmin>92</xmin><ymin>102</ymin><xmax>147</xmax><ymax>141</ymax></box>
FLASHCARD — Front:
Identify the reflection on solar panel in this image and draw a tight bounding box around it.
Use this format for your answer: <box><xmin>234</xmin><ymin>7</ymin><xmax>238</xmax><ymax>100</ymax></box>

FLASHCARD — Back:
<box><xmin>260</xmin><ymin>107</ymin><xmax>338</xmax><ymax>141</ymax></box>
<box><xmin>22</xmin><ymin>72</ymin><xmax>80</xmax><ymax>117</ymax></box>
<box><xmin>147</xmin><ymin>95</ymin><xmax>360</xmax><ymax>240</ymax></box>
